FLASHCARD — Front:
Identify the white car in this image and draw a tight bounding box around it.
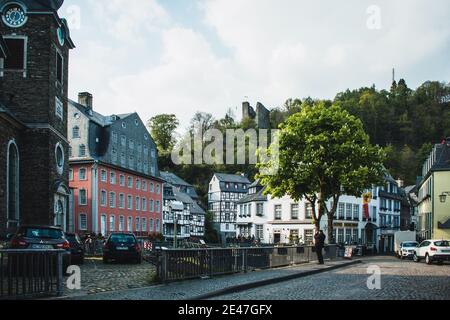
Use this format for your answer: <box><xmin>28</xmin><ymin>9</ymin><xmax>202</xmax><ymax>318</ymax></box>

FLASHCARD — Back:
<box><xmin>398</xmin><ymin>241</ymin><xmax>419</xmax><ymax>259</ymax></box>
<box><xmin>413</xmin><ymin>240</ymin><xmax>450</xmax><ymax>265</ymax></box>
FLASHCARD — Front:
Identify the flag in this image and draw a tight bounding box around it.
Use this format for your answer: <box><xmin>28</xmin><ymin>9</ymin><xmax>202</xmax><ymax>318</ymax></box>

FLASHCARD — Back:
<box><xmin>363</xmin><ymin>192</ymin><xmax>372</xmax><ymax>220</ymax></box>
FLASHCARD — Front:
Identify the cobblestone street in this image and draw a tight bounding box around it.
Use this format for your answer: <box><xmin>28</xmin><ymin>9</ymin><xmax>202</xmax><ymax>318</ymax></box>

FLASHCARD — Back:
<box><xmin>62</xmin><ymin>256</ymin><xmax>450</xmax><ymax>300</ymax></box>
<box><xmin>215</xmin><ymin>256</ymin><xmax>450</xmax><ymax>300</ymax></box>
<box><xmin>63</xmin><ymin>257</ymin><xmax>156</xmax><ymax>297</ymax></box>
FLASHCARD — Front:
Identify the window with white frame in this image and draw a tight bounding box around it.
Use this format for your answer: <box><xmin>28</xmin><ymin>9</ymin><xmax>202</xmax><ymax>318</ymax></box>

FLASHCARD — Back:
<box><xmin>142</xmin><ymin>180</ymin><xmax>147</xmax><ymax>191</ymax></box>
<box><xmin>136</xmin><ymin>179</ymin><xmax>140</xmax><ymax>190</ymax></box>
<box><xmin>135</xmin><ymin>217</ymin><xmax>140</xmax><ymax>232</ymax></box>
<box><xmin>346</xmin><ymin>203</ymin><xmax>352</xmax><ymax>220</ymax></box>
<box><xmin>100</xmin><ymin>170</ymin><xmax>107</xmax><ymax>182</ymax></box>
<box><xmin>110</xmin><ymin>171</ymin><xmax>116</xmax><ymax>184</ymax></box>
<box><xmin>127</xmin><ymin>217</ymin><xmax>132</xmax><ymax>232</ymax></box>
<box><xmin>142</xmin><ymin>198</ymin><xmax>147</xmax><ymax>211</ymax></box>
<box><xmin>305</xmin><ymin>202</ymin><xmax>313</xmax><ymax>219</ymax></box>
<box><xmin>156</xmin><ymin>184</ymin><xmax>160</xmax><ymax>194</ymax></box>
<box><xmin>100</xmin><ymin>190</ymin><xmax>107</xmax><ymax>207</ymax></box>
<box><xmin>150</xmin><ymin>218</ymin><xmax>154</xmax><ymax>231</ymax></box>
<box><xmin>119</xmin><ymin>174</ymin><xmax>125</xmax><ymax>186</ymax></box>
<box><xmin>127</xmin><ymin>177</ymin><xmax>133</xmax><ymax>188</ymax></box>
<box><xmin>127</xmin><ymin>195</ymin><xmax>132</xmax><ymax>210</ymax></box>
<box><xmin>109</xmin><ymin>216</ymin><xmax>115</xmax><ymax>232</ymax></box>
<box><xmin>136</xmin><ymin>196</ymin><xmax>140</xmax><ymax>211</ymax></box>
<box><xmin>156</xmin><ymin>200</ymin><xmax>161</xmax><ymax>213</ymax></box>
<box><xmin>274</xmin><ymin>205</ymin><xmax>282</xmax><ymax>220</ymax></box>
<box><xmin>353</xmin><ymin>204</ymin><xmax>360</xmax><ymax>220</ymax></box>
<box><xmin>79</xmin><ymin>214</ymin><xmax>87</xmax><ymax>231</ymax></box>
<box><xmin>72</xmin><ymin>126</ymin><xmax>80</xmax><ymax>139</ymax></box>
<box><xmin>109</xmin><ymin>192</ymin><xmax>116</xmax><ymax>208</ymax></box>
<box><xmin>79</xmin><ymin>145</ymin><xmax>86</xmax><ymax>157</ymax></box>
<box><xmin>150</xmin><ymin>182</ymin><xmax>154</xmax><ymax>193</ymax></box>
<box><xmin>119</xmin><ymin>216</ymin><xmax>124</xmax><ymax>231</ymax></box>
<box><xmin>150</xmin><ymin>199</ymin><xmax>154</xmax><ymax>212</ymax></box>
<box><xmin>79</xmin><ymin>189</ymin><xmax>87</xmax><ymax>205</ymax></box>
<box><xmin>119</xmin><ymin>193</ymin><xmax>125</xmax><ymax>209</ymax></box>
<box><xmin>291</xmin><ymin>203</ymin><xmax>299</xmax><ymax>220</ymax></box>
<box><xmin>156</xmin><ymin>219</ymin><xmax>160</xmax><ymax>232</ymax></box>
<box><xmin>79</xmin><ymin>168</ymin><xmax>87</xmax><ymax>180</ymax></box>
<box><xmin>69</xmin><ymin>169</ymin><xmax>74</xmax><ymax>181</ymax></box>
<box><xmin>142</xmin><ymin>218</ymin><xmax>147</xmax><ymax>232</ymax></box>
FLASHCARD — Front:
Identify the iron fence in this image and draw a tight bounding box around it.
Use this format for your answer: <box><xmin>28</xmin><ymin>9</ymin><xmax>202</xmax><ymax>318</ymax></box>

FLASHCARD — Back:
<box><xmin>156</xmin><ymin>245</ymin><xmax>338</xmax><ymax>282</ymax></box>
<box><xmin>0</xmin><ymin>249</ymin><xmax>67</xmax><ymax>300</ymax></box>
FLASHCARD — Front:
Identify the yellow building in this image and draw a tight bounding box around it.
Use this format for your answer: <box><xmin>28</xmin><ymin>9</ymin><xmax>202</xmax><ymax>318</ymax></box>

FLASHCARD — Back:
<box><xmin>417</xmin><ymin>138</ymin><xmax>450</xmax><ymax>240</ymax></box>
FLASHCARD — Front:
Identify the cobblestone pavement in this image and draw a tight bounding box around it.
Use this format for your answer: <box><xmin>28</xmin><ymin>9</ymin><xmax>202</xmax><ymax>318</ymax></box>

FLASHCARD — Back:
<box><xmin>65</xmin><ymin>259</ymin><xmax>356</xmax><ymax>300</ymax></box>
<box><xmin>63</xmin><ymin>257</ymin><xmax>156</xmax><ymax>297</ymax></box>
<box><xmin>214</xmin><ymin>256</ymin><xmax>450</xmax><ymax>300</ymax></box>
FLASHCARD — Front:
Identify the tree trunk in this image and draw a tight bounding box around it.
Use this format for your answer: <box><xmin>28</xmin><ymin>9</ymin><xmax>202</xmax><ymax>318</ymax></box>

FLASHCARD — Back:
<box><xmin>327</xmin><ymin>215</ymin><xmax>335</xmax><ymax>244</ymax></box>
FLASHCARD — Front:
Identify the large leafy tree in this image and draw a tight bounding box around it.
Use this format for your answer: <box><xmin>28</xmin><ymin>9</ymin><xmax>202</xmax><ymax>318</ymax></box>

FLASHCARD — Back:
<box><xmin>258</xmin><ymin>102</ymin><xmax>385</xmax><ymax>243</ymax></box>
<box><xmin>147</xmin><ymin>114</ymin><xmax>180</xmax><ymax>154</ymax></box>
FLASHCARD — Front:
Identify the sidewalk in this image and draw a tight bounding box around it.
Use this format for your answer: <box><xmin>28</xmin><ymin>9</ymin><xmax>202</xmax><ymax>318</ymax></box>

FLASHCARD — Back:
<box><xmin>61</xmin><ymin>258</ymin><xmax>361</xmax><ymax>300</ymax></box>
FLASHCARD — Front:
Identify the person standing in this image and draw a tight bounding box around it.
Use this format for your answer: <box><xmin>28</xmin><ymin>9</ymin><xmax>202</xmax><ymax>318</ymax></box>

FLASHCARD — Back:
<box><xmin>314</xmin><ymin>230</ymin><xmax>326</xmax><ymax>265</ymax></box>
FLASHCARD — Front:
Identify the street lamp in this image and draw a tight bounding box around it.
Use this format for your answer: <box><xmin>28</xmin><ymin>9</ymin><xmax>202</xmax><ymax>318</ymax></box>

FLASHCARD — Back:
<box><xmin>439</xmin><ymin>192</ymin><xmax>450</xmax><ymax>203</ymax></box>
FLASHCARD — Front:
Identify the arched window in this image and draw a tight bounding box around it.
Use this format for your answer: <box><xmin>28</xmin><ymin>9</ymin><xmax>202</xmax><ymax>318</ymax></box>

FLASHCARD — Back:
<box><xmin>7</xmin><ymin>141</ymin><xmax>19</xmax><ymax>226</ymax></box>
<box><xmin>79</xmin><ymin>144</ymin><xmax>86</xmax><ymax>157</ymax></box>
<box><xmin>72</xmin><ymin>126</ymin><xmax>80</xmax><ymax>138</ymax></box>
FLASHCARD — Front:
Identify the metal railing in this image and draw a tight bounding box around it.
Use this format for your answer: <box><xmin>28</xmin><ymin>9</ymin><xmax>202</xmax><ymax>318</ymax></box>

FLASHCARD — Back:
<box><xmin>156</xmin><ymin>245</ymin><xmax>338</xmax><ymax>282</ymax></box>
<box><xmin>0</xmin><ymin>249</ymin><xmax>67</xmax><ymax>300</ymax></box>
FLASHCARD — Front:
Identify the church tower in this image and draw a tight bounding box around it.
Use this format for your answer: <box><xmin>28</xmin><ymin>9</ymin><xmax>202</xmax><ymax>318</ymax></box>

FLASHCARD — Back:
<box><xmin>0</xmin><ymin>0</ymin><xmax>75</xmax><ymax>231</ymax></box>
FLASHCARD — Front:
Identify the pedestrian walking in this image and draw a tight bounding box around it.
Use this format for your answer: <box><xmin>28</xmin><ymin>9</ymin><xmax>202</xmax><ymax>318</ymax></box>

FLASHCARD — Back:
<box><xmin>314</xmin><ymin>230</ymin><xmax>326</xmax><ymax>265</ymax></box>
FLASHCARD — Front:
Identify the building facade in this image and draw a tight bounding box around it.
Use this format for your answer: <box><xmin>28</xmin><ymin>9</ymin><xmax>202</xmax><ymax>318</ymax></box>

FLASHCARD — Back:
<box><xmin>68</xmin><ymin>95</ymin><xmax>164</xmax><ymax>236</ymax></box>
<box><xmin>0</xmin><ymin>0</ymin><xmax>74</xmax><ymax>237</ymax></box>
<box><xmin>208</xmin><ymin>173</ymin><xmax>251</xmax><ymax>242</ymax></box>
<box><xmin>417</xmin><ymin>138</ymin><xmax>450</xmax><ymax>241</ymax></box>
<box><xmin>236</xmin><ymin>175</ymin><xmax>407</xmax><ymax>253</ymax></box>
<box><xmin>162</xmin><ymin>182</ymin><xmax>205</xmax><ymax>242</ymax></box>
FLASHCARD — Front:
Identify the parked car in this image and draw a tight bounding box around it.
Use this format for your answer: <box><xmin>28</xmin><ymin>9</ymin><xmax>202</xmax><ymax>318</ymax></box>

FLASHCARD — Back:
<box><xmin>102</xmin><ymin>233</ymin><xmax>142</xmax><ymax>264</ymax></box>
<box><xmin>8</xmin><ymin>225</ymin><xmax>71</xmax><ymax>269</ymax></box>
<box><xmin>65</xmin><ymin>232</ymin><xmax>85</xmax><ymax>265</ymax></box>
<box><xmin>398</xmin><ymin>241</ymin><xmax>419</xmax><ymax>259</ymax></box>
<box><xmin>413</xmin><ymin>240</ymin><xmax>450</xmax><ymax>265</ymax></box>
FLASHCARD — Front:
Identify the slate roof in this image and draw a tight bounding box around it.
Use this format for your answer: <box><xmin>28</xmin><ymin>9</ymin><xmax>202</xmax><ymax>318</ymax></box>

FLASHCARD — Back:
<box><xmin>430</xmin><ymin>141</ymin><xmax>450</xmax><ymax>171</ymax></box>
<box><xmin>237</xmin><ymin>186</ymin><xmax>267</xmax><ymax>204</ymax></box>
<box><xmin>214</xmin><ymin>173</ymin><xmax>250</xmax><ymax>184</ymax></box>
<box><xmin>160</xmin><ymin>172</ymin><xmax>192</xmax><ymax>187</ymax></box>
<box><xmin>68</xmin><ymin>100</ymin><xmax>133</xmax><ymax>127</ymax></box>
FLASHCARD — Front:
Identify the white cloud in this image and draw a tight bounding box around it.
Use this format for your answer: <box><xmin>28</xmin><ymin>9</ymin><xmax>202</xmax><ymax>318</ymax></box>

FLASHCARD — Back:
<box><xmin>62</xmin><ymin>0</ymin><xmax>450</xmax><ymax>130</ymax></box>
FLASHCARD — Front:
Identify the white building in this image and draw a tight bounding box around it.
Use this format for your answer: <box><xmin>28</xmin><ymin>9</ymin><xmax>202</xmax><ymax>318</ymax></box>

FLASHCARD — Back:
<box><xmin>236</xmin><ymin>176</ymin><xmax>405</xmax><ymax>253</ymax></box>
<box><xmin>208</xmin><ymin>173</ymin><xmax>251</xmax><ymax>242</ymax></box>
<box><xmin>162</xmin><ymin>183</ymin><xmax>205</xmax><ymax>242</ymax></box>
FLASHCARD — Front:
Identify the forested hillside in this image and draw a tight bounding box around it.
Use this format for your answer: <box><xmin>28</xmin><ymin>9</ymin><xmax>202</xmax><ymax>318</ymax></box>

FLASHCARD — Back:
<box><xmin>149</xmin><ymin>80</ymin><xmax>450</xmax><ymax>205</ymax></box>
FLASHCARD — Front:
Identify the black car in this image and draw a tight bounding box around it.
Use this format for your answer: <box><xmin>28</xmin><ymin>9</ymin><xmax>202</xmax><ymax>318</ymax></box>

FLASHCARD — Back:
<box><xmin>65</xmin><ymin>232</ymin><xmax>85</xmax><ymax>265</ymax></box>
<box><xmin>103</xmin><ymin>233</ymin><xmax>142</xmax><ymax>264</ymax></box>
<box><xmin>9</xmin><ymin>225</ymin><xmax>71</xmax><ymax>269</ymax></box>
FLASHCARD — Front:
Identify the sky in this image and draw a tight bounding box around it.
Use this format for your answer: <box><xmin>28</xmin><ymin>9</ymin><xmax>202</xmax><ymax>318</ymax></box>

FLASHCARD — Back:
<box><xmin>60</xmin><ymin>0</ymin><xmax>450</xmax><ymax>130</ymax></box>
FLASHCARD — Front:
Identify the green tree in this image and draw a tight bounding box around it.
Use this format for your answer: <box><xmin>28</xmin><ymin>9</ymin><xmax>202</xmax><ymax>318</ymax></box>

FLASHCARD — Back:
<box><xmin>258</xmin><ymin>103</ymin><xmax>385</xmax><ymax>243</ymax></box>
<box><xmin>147</xmin><ymin>114</ymin><xmax>179</xmax><ymax>154</ymax></box>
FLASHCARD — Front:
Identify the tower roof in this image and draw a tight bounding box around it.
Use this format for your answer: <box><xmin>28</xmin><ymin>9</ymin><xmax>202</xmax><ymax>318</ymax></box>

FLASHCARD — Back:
<box><xmin>0</xmin><ymin>0</ymin><xmax>64</xmax><ymax>11</ymax></box>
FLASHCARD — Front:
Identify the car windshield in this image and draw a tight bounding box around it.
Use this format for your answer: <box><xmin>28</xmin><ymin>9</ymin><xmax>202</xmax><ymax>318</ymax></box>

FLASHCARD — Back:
<box><xmin>434</xmin><ymin>241</ymin><xmax>450</xmax><ymax>247</ymax></box>
<box><xmin>109</xmin><ymin>234</ymin><xmax>136</xmax><ymax>244</ymax></box>
<box><xmin>23</xmin><ymin>228</ymin><xmax>63</xmax><ymax>240</ymax></box>
<box><xmin>402</xmin><ymin>242</ymin><xmax>418</xmax><ymax>247</ymax></box>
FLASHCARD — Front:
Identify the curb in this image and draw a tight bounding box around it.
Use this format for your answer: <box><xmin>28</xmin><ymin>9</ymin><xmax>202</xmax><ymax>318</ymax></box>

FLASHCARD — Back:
<box><xmin>193</xmin><ymin>260</ymin><xmax>363</xmax><ymax>300</ymax></box>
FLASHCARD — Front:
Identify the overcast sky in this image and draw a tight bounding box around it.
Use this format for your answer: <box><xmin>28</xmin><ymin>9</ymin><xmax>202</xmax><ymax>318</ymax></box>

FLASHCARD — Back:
<box><xmin>61</xmin><ymin>0</ymin><xmax>450</xmax><ymax>129</ymax></box>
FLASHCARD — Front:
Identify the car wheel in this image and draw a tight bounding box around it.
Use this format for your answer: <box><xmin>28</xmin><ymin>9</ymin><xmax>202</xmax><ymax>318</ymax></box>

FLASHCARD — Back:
<box><xmin>413</xmin><ymin>253</ymin><xmax>420</xmax><ymax>262</ymax></box>
<box><xmin>425</xmin><ymin>254</ymin><xmax>432</xmax><ymax>265</ymax></box>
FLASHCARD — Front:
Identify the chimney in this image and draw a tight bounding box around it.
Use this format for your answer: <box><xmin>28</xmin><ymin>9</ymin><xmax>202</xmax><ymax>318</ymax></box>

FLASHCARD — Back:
<box><xmin>78</xmin><ymin>92</ymin><xmax>93</xmax><ymax>110</ymax></box>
